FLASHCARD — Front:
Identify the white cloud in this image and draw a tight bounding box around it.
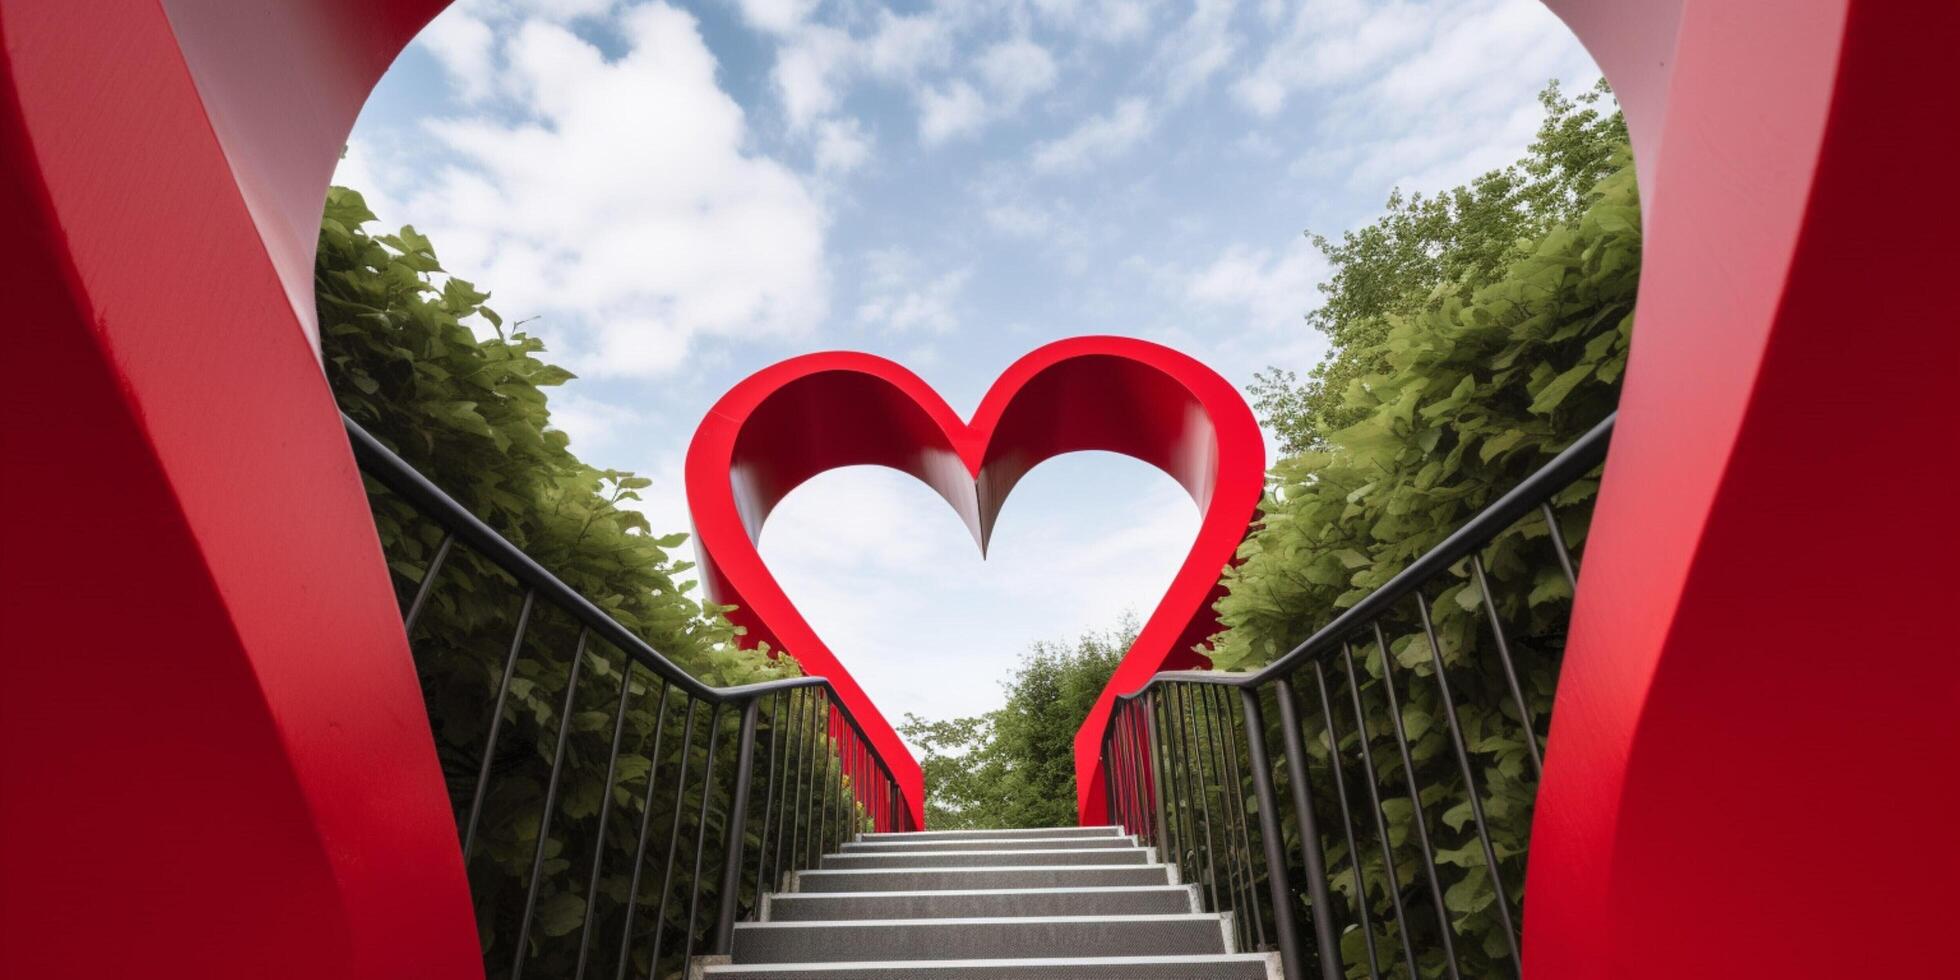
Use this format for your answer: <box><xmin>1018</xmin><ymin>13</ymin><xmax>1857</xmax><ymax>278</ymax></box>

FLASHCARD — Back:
<box><xmin>977</xmin><ymin>38</ymin><xmax>1059</xmax><ymax>109</ymax></box>
<box><xmin>395</xmin><ymin>3</ymin><xmax>829</xmax><ymax>377</ymax></box>
<box><xmin>731</xmin><ymin>0</ymin><xmax>821</xmax><ymax>35</ymax></box>
<box><xmin>856</xmin><ymin>248</ymin><xmax>972</xmax><ymax>335</ymax></box>
<box><xmin>419</xmin><ymin>12</ymin><xmax>498</xmax><ymax>103</ymax></box>
<box><xmin>332</xmin><ymin>138</ymin><xmax>406</xmax><ymax>232</ymax></box>
<box><xmin>1155</xmin><ymin>0</ymin><xmax>1239</xmax><ymax>101</ymax></box>
<box><xmin>912</xmin><ymin>37</ymin><xmax>1058</xmax><ymax>146</ymax></box>
<box><xmin>814</xmin><ymin>117</ymin><xmax>874</xmax><ymax>173</ymax></box>
<box><xmin>863</xmin><ymin>9</ymin><xmax>954</xmax><ymax>77</ymax></box>
<box><xmin>984</xmin><ymin>201</ymin><xmax>1052</xmax><ymax>238</ymax></box>
<box><xmin>1186</xmin><ymin>241</ymin><xmax>1330</xmax><ymax>330</ymax></box>
<box><xmin>1030</xmin><ymin>0</ymin><xmax>1155</xmax><ymax>44</ymax></box>
<box><xmin>918</xmin><ymin>81</ymin><xmax>989</xmax><ymax>145</ymax></box>
<box><xmin>774</xmin><ymin>24</ymin><xmax>857</xmax><ymax>130</ymax></box>
<box><xmin>1031</xmin><ymin>97</ymin><xmax>1154</xmax><ymax>173</ymax></box>
<box><xmin>770</xmin><ymin>9</ymin><xmax>956</xmax><ymax>138</ymax></box>
<box><xmin>1234</xmin><ymin>0</ymin><xmax>1599</xmax><ymax>198</ymax></box>
<box><xmin>546</xmin><ymin>393</ymin><xmax>647</xmax><ymax>455</ymax></box>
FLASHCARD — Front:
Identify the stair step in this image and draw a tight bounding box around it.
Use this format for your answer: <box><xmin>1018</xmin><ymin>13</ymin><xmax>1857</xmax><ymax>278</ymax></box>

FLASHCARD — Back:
<box><xmin>820</xmin><ymin>848</ymin><xmax>1151</xmax><ymax>870</ymax></box>
<box><xmin>732</xmin><ymin>914</ymin><xmax>1230</xmax><ymax>964</ymax></box>
<box><xmin>795</xmin><ymin>865</ymin><xmax>1175</xmax><ymax>892</ymax></box>
<box><xmin>840</xmin><ymin>836</ymin><xmax>1137</xmax><ymax>854</ymax></box>
<box><xmin>856</xmin><ymin>826</ymin><xmax>1123</xmax><ymax>843</ymax></box>
<box><xmin>766</xmin><ymin>886</ymin><xmax>1199</xmax><ymax>921</ymax></box>
<box><xmin>701</xmin><ymin>953</ymin><xmax>1278</xmax><ymax>979</ymax></box>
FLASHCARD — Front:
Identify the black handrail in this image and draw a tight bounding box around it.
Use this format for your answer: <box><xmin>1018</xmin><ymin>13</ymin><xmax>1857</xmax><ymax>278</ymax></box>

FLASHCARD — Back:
<box><xmin>345</xmin><ymin>413</ymin><xmax>903</xmax><ymax>979</ymax></box>
<box><xmin>1101</xmin><ymin>413</ymin><xmax>1614</xmax><ymax>980</ymax></box>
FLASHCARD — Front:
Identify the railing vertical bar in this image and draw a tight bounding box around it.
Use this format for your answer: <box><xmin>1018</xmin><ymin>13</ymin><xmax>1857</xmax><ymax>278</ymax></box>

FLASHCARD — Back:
<box><xmin>1107</xmin><ymin>714</ymin><xmax>1125</xmax><ymax>829</ymax></box>
<box><xmin>712</xmin><ymin>697</ymin><xmax>762</xmax><ymax>955</ymax></box>
<box><xmin>1145</xmin><ymin>692</ymin><xmax>1170</xmax><ymax>859</ymax></box>
<box><xmin>1371</xmin><ymin>621</ymin><xmax>1460</xmax><ymax>979</ymax></box>
<box><xmin>1103</xmin><ymin>728</ymin><xmax>1118</xmax><ymax>825</ymax></box>
<box><xmin>1413</xmin><ymin>595</ymin><xmax>1523</xmax><ymax>977</ymax></box>
<box><xmin>1222</xmin><ymin>685</ymin><xmax>1271</xmax><ymax>951</ymax></box>
<box><xmin>1272</xmin><ymin>677</ymin><xmax>1346</xmax><ymax>980</ymax></box>
<box><xmin>1155</xmin><ymin>693</ymin><xmax>1185</xmax><ymax>879</ymax></box>
<box><xmin>1239</xmin><ymin>687</ymin><xmax>1305</xmax><ymax>980</ymax></box>
<box><xmin>752</xmin><ymin>691</ymin><xmax>784</xmax><ymax>894</ymax></box>
<box><xmin>1205</xmin><ymin>684</ymin><xmax>1263</xmax><ymax>952</ymax></box>
<box><xmin>789</xmin><ymin>690</ymin><xmax>814</xmax><ymax>868</ymax></box>
<box><xmin>399</xmin><ymin>531</ymin><xmax>454</xmax><ymax>636</ymax></box>
<box><xmin>643</xmin><ymin>697</ymin><xmax>701</xmax><ymax>978</ymax></box>
<box><xmin>1342</xmin><ymin>643</ymin><xmax>1420</xmax><ymax>977</ymax></box>
<box><xmin>512</xmin><ymin>627</ymin><xmax>592</xmax><ymax>980</ymax></box>
<box><xmin>682</xmin><ymin>702</ymin><xmax>728</xmax><ymax>966</ymax></box>
<box><xmin>1540</xmin><ymin>502</ymin><xmax>1579</xmax><ymax>592</ymax></box>
<box><xmin>1469</xmin><ymin>553</ymin><xmax>1544</xmax><ymax>778</ymax></box>
<box><xmin>1144</xmin><ymin>701</ymin><xmax>1152</xmax><ymax>838</ymax></box>
<box><xmin>774</xmin><ymin>689</ymin><xmax>806</xmax><ymax>884</ymax></box>
<box><xmin>574</xmin><ymin>655</ymin><xmax>640</xmax><ymax>980</ymax></box>
<box><xmin>1173</xmin><ymin>684</ymin><xmax>1221</xmax><ymax>913</ymax></box>
<box><xmin>1127</xmin><ymin>707</ymin><xmax>1145</xmax><ymax>834</ymax></box>
<box><xmin>462</xmin><ymin>587</ymin><xmax>537</xmax><ymax>860</ymax></box>
<box><xmin>1311</xmin><ymin>660</ymin><xmax>1382</xmax><ymax>980</ymax></box>
<box><xmin>1163</xmin><ymin>686</ymin><xmax>1199</xmax><ymax>892</ymax></box>
<box><xmin>615</xmin><ymin>682</ymin><xmax>675</xmax><ymax>980</ymax></box>
<box><xmin>817</xmin><ymin>699</ymin><xmax>835</xmax><ymax>858</ymax></box>
<box><xmin>805</xmin><ymin>696</ymin><xmax>826</xmax><ymax>868</ymax></box>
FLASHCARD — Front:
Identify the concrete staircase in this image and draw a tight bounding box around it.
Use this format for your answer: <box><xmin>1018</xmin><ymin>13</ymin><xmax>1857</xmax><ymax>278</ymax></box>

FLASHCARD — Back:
<box><xmin>701</xmin><ymin>825</ymin><xmax>1278</xmax><ymax>979</ymax></box>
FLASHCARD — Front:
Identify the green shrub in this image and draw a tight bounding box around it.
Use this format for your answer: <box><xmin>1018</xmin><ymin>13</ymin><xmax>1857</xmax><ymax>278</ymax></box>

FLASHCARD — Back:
<box><xmin>1210</xmin><ymin>87</ymin><xmax>1637</xmax><ymax>976</ymax></box>
<box><xmin>318</xmin><ymin>188</ymin><xmax>827</xmax><ymax>979</ymax></box>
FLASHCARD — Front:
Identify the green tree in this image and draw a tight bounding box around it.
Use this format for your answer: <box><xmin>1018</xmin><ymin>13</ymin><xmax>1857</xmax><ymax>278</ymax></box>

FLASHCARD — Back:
<box><xmin>1250</xmin><ymin>81</ymin><xmax>1628</xmax><ymax>453</ymax></box>
<box><xmin>901</xmin><ymin>620</ymin><xmax>1133</xmax><ymax>829</ymax></box>
<box><xmin>1210</xmin><ymin>88</ymin><xmax>1637</xmax><ymax>977</ymax></box>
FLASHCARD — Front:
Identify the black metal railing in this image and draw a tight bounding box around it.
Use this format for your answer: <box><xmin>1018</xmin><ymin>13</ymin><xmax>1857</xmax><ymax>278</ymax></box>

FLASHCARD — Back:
<box><xmin>345</xmin><ymin>415</ymin><xmax>904</xmax><ymax>980</ymax></box>
<box><xmin>1101</xmin><ymin>414</ymin><xmax>1613</xmax><ymax>980</ymax></box>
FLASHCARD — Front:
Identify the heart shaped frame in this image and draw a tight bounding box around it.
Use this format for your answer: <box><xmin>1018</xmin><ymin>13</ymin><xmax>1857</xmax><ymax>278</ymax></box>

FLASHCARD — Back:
<box><xmin>685</xmin><ymin>336</ymin><xmax>1266</xmax><ymax>827</ymax></box>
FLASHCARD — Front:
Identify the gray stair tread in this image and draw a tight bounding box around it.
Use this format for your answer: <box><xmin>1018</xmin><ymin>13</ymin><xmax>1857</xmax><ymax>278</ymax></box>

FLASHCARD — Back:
<box><xmin>732</xmin><ymin>914</ymin><xmax>1229</xmax><ymax>963</ymax></box>
<box><xmin>856</xmin><ymin>826</ymin><xmax>1123</xmax><ymax>843</ymax></box>
<box><xmin>766</xmin><ymin>886</ymin><xmax>1198</xmax><ymax>921</ymax></box>
<box><xmin>842</xmin><ymin>837</ymin><xmax>1138</xmax><ymax>853</ymax></box>
<box><xmin>795</xmin><ymin>865</ymin><xmax>1175</xmax><ymax>892</ymax></box>
<box><xmin>701</xmin><ymin>953</ymin><xmax>1278</xmax><ymax>979</ymax></box>
<box><xmin>821</xmin><ymin>848</ymin><xmax>1151</xmax><ymax>869</ymax></box>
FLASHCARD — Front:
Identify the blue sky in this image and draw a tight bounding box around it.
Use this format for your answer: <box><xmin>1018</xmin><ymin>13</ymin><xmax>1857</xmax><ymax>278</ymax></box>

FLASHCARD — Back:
<box><xmin>339</xmin><ymin>0</ymin><xmax>1601</xmax><ymax>744</ymax></box>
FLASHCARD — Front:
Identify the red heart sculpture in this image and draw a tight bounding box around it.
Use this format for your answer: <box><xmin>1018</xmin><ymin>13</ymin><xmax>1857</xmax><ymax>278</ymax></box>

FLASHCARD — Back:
<box><xmin>685</xmin><ymin>336</ymin><xmax>1266</xmax><ymax>828</ymax></box>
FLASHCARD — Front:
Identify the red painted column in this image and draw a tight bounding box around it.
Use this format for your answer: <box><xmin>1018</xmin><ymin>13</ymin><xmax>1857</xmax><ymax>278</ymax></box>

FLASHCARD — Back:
<box><xmin>1530</xmin><ymin>1</ymin><xmax>1960</xmax><ymax>975</ymax></box>
<box><xmin>0</xmin><ymin>3</ymin><xmax>479</xmax><ymax>978</ymax></box>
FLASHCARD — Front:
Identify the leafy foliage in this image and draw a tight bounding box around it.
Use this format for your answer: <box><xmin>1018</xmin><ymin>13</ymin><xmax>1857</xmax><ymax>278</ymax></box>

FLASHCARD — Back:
<box><xmin>1209</xmin><ymin>88</ymin><xmax>1638</xmax><ymax>977</ymax></box>
<box><xmin>901</xmin><ymin>621</ymin><xmax>1133</xmax><ymax>829</ymax></box>
<box><xmin>1250</xmin><ymin>81</ymin><xmax>1629</xmax><ymax>452</ymax></box>
<box><xmin>318</xmin><ymin>187</ymin><xmax>833</xmax><ymax>979</ymax></box>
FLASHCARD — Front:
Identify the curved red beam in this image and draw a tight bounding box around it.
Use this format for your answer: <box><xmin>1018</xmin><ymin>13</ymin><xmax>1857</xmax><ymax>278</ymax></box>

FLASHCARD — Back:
<box><xmin>685</xmin><ymin>336</ymin><xmax>1267</xmax><ymax>828</ymax></box>
<box><xmin>1530</xmin><ymin>0</ymin><xmax>1960</xmax><ymax>976</ymax></box>
<box><xmin>2</xmin><ymin>1</ymin><xmax>478</xmax><ymax>978</ymax></box>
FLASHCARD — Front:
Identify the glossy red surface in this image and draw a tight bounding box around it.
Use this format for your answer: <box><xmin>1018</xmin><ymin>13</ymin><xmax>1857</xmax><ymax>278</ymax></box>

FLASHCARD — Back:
<box><xmin>1532</xmin><ymin>0</ymin><xmax>1959</xmax><ymax>975</ymax></box>
<box><xmin>1</xmin><ymin>2</ymin><xmax>478</xmax><ymax>978</ymax></box>
<box><xmin>685</xmin><ymin>338</ymin><xmax>1268</xmax><ymax>830</ymax></box>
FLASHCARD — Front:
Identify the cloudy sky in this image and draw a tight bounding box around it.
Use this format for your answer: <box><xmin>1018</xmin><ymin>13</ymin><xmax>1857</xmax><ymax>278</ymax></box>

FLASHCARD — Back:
<box><xmin>340</xmin><ymin>0</ymin><xmax>1600</xmax><ymax>746</ymax></box>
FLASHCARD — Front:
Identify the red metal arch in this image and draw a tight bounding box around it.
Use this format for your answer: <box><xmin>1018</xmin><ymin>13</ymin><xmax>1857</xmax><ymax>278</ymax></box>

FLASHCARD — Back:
<box><xmin>683</xmin><ymin>338</ymin><xmax>1268</xmax><ymax>829</ymax></box>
